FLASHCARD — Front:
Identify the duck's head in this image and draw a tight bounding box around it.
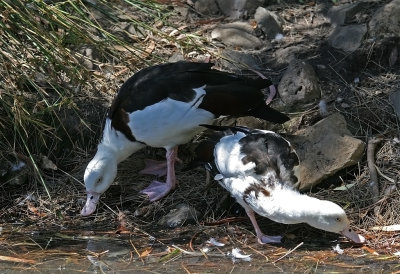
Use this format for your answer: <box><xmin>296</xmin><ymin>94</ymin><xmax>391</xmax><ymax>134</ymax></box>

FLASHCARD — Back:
<box><xmin>81</xmin><ymin>149</ymin><xmax>117</xmax><ymax>216</ymax></box>
<box><xmin>307</xmin><ymin>200</ymin><xmax>365</xmax><ymax>243</ymax></box>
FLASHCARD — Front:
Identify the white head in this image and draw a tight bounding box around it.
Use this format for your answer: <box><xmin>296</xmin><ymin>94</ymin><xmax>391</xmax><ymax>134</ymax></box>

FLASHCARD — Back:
<box><xmin>81</xmin><ymin>146</ymin><xmax>118</xmax><ymax>216</ymax></box>
<box><xmin>306</xmin><ymin>200</ymin><xmax>365</xmax><ymax>243</ymax></box>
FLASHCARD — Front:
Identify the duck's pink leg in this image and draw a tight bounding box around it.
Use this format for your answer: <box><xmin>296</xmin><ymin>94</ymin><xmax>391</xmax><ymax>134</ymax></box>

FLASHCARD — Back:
<box><xmin>249</xmin><ymin>68</ymin><xmax>277</xmax><ymax>105</ymax></box>
<box><xmin>265</xmin><ymin>85</ymin><xmax>277</xmax><ymax>105</ymax></box>
<box><xmin>139</xmin><ymin>159</ymin><xmax>168</xmax><ymax>177</ymax></box>
<box><xmin>244</xmin><ymin>207</ymin><xmax>282</xmax><ymax>244</ymax></box>
<box><xmin>140</xmin><ymin>147</ymin><xmax>178</xmax><ymax>201</ymax></box>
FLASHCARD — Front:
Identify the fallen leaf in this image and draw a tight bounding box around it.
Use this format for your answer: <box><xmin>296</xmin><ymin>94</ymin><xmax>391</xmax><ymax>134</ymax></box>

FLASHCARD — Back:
<box><xmin>362</xmin><ymin>246</ymin><xmax>379</xmax><ymax>255</ymax></box>
<box><xmin>116</xmin><ymin>211</ymin><xmax>129</xmax><ymax>233</ymax></box>
<box><xmin>141</xmin><ymin>40</ymin><xmax>156</xmax><ymax>59</ymax></box>
<box><xmin>27</xmin><ymin>201</ymin><xmax>47</xmax><ymax>217</ymax></box>
<box><xmin>139</xmin><ymin>248</ymin><xmax>152</xmax><ymax>258</ymax></box>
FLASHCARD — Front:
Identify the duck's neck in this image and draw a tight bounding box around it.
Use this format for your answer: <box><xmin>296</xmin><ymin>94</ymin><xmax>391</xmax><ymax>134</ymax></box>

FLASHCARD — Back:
<box><xmin>100</xmin><ymin>118</ymin><xmax>146</xmax><ymax>163</ymax></box>
<box><xmin>261</xmin><ymin>186</ymin><xmax>326</xmax><ymax>225</ymax></box>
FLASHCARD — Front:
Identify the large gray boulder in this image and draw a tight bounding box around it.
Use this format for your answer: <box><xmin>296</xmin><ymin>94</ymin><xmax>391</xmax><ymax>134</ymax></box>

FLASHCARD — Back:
<box><xmin>288</xmin><ymin>113</ymin><xmax>366</xmax><ymax>191</ymax></box>
<box><xmin>369</xmin><ymin>0</ymin><xmax>400</xmax><ymax>37</ymax></box>
<box><xmin>328</xmin><ymin>24</ymin><xmax>367</xmax><ymax>53</ymax></box>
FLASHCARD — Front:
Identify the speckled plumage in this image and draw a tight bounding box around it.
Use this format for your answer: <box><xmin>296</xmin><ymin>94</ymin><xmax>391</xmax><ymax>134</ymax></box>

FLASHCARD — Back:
<box><xmin>189</xmin><ymin>125</ymin><xmax>365</xmax><ymax>244</ymax></box>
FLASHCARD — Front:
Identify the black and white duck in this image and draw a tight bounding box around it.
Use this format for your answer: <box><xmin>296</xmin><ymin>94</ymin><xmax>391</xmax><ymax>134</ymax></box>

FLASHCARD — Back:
<box><xmin>187</xmin><ymin>125</ymin><xmax>365</xmax><ymax>244</ymax></box>
<box><xmin>81</xmin><ymin>62</ymin><xmax>289</xmax><ymax>216</ymax></box>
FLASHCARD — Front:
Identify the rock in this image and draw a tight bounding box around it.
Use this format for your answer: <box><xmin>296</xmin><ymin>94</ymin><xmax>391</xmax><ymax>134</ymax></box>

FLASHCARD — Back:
<box><xmin>278</xmin><ymin>60</ymin><xmax>321</xmax><ymax>108</ymax></box>
<box><xmin>389</xmin><ymin>90</ymin><xmax>400</xmax><ymax>119</ymax></box>
<box><xmin>244</xmin><ymin>0</ymin><xmax>273</xmax><ymax>16</ymax></box>
<box><xmin>288</xmin><ymin>113</ymin><xmax>366</xmax><ymax>191</ymax></box>
<box><xmin>273</xmin><ymin>45</ymin><xmax>304</xmax><ymax>65</ymax></box>
<box><xmin>194</xmin><ymin>0</ymin><xmax>220</xmax><ymax>16</ymax></box>
<box><xmin>211</xmin><ymin>22</ymin><xmax>264</xmax><ymax>49</ymax></box>
<box><xmin>41</xmin><ymin>155</ymin><xmax>57</xmax><ymax>170</ymax></box>
<box><xmin>126</xmin><ymin>24</ymin><xmax>146</xmax><ymax>39</ymax></box>
<box><xmin>158</xmin><ymin>203</ymin><xmax>200</xmax><ymax>228</ymax></box>
<box><xmin>168</xmin><ymin>52</ymin><xmax>185</xmax><ymax>63</ymax></box>
<box><xmin>0</xmin><ymin>155</ymin><xmax>29</xmax><ymax>186</ymax></box>
<box><xmin>254</xmin><ymin>7</ymin><xmax>284</xmax><ymax>39</ymax></box>
<box><xmin>219</xmin><ymin>49</ymin><xmax>264</xmax><ymax>71</ymax></box>
<box><xmin>328</xmin><ymin>24</ymin><xmax>367</xmax><ymax>53</ymax></box>
<box><xmin>369</xmin><ymin>0</ymin><xmax>400</xmax><ymax>37</ymax></box>
<box><xmin>328</xmin><ymin>1</ymin><xmax>365</xmax><ymax>26</ymax></box>
<box><xmin>216</xmin><ymin>0</ymin><xmax>246</xmax><ymax>18</ymax></box>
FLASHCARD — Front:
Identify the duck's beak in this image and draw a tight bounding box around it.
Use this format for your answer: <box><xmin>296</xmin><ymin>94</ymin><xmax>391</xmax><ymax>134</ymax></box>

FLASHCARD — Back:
<box><xmin>340</xmin><ymin>227</ymin><xmax>365</xmax><ymax>243</ymax></box>
<box><xmin>81</xmin><ymin>192</ymin><xmax>100</xmax><ymax>216</ymax></box>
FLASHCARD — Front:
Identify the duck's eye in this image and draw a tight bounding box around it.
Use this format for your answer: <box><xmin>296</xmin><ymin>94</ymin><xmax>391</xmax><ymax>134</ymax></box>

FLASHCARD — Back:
<box><xmin>90</xmin><ymin>195</ymin><xmax>94</xmax><ymax>200</ymax></box>
<box><xmin>95</xmin><ymin>178</ymin><xmax>102</xmax><ymax>185</ymax></box>
<box><xmin>336</xmin><ymin>217</ymin><xmax>341</xmax><ymax>222</ymax></box>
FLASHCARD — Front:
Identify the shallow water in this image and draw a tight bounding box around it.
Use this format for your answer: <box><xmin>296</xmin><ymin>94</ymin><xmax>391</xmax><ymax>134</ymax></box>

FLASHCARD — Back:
<box><xmin>0</xmin><ymin>225</ymin><xmax>399</xmax><ymax>273</ymax></box>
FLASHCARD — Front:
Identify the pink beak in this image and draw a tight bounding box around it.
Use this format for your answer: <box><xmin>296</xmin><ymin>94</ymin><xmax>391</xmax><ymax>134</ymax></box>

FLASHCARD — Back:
<box><xmin>341</xmin><ymin>227</ymin><xmax>365</xmax><ymax>243</ymax></box>
<box><xmin>81</xmin><ymin>192</ymin><xmax>100</xmax><ymax>216</ymax></box>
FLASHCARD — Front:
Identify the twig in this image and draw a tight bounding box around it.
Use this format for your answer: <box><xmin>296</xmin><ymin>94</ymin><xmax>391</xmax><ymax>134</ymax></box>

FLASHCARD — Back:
<box><xmin>0</xmin><ymin>255</ymin><xmax>36</xmax><ymax>264</ymax></box>
<box><xmin>201</xmin><ymin>216</ymin><xmax>248</xmax><ymax>226</ymax></box>
<box><xmin>367</xmin><ymin>137</ymin><xmax>383</xmax><ymax>203</ymax></box>
<box><xmin>273</xmin><ymin>242</ymin><xmax>303</xmax><ymax>263</ymax></box>
<box><xmin>171</xmin><ymin>245</ymin><xmax>225</xmax><ymax>258</ymax></box>
<box><xmin>245</xmin><ymin>244</ymin><xmax>269</xmax><ymax>261</ymax></box>
<box><xmin>189</xmin><ymin>231</ymin><xmax>201</xmax><ymax>252</ymax></box>
<box><xmin>181</xmin><ymin>263</ymin><xmax>192</xmax><ymax>274</ymax></box>
<box><xmin>374</xmin><ymin>164</ymin><xmax>396</xmax><ymax>184</ymax></box>
<box><xmin>130</xmin><ymin>239</ymin><xmax>144</xmax><ymax>264</ymax></box>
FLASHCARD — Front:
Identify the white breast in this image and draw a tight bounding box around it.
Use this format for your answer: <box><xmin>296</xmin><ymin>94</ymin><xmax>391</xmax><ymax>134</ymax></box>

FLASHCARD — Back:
<box><xmin>214</xmin><ymin>132</ymin><xmax>256</xmax><ymax>178</ymax></box>
<box><xmin>127</xmin><ymin>86</ymin><xmax>215</xmax><ymax>148</ymax></box>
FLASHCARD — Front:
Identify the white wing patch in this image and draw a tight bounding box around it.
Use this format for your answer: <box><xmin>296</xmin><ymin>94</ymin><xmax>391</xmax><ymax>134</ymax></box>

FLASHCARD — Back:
<box><xmin>127</xmin><ymin>86</ymin><xmax>214</xmax><ymax>148</ymax></box>
<box><xmin>214</xmin><ymin>132</ymin><xmax>256</xmax><ymax>178</ymax></box>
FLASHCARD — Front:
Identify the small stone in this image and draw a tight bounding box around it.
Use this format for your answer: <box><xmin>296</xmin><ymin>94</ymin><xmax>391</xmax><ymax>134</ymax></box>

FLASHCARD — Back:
<box><xmin>328</xmin><ymin>24</ymin><xmax>367</xmax><ymax>53</ymax></box>
<box><xmin>219</xmin><ymin>49</ymin><xmax>264</xmax><ymax>71</ymax></box>
<box><xmin>216</xmin><ymin>0</ymin><xmax>246</xmax><ymax>19</ymax></box>
<box><xmin>195</xmin><ymin>0</ymin><xmax>220</xmax><ymax>16</ymax></box>
<box><xmin>158</xmin><ymin>203</ymin><xmax>200</xmax><ymax>228</ymax></box>
<box><xmin>254</xmin><ymin>7</ymin><xmax>284</xmax><ymax>40</ymax></box>
<box><xmin>168</xmin><ymin>52</ymin><xmax>185</xmax><ymax>63</ymax></box>
<box><xmin>341</xmin><ymin>102</ymin><xmax>350</xmax><ymax>108</ymax></box>
<box><xmin>273</xmin><ymin>45</ymin><xmax>304</xmax><ymax>65</ymax></box>
<box><xmin>0</xmin><ymin>156</ymin><xmax>29</xmax><ymax>186</ymax></box>
<box><xmin>41</xmin><ymin>155</ymin><xmax>57</xmax><ymax>170</ymax></box>
<box><xmin>278</xmin><ymin>60</ymin><xmax>321</xmax><ymax>108</ymax></box>
<box><xmin>211</xmin><ymin>22</ymin><xmax>264</xmax><ymax>49</ymax></box>
<box><xmin>287</xmin><ymin>113</ymin><xmax>366</xmax><ymax>191</ymax></box>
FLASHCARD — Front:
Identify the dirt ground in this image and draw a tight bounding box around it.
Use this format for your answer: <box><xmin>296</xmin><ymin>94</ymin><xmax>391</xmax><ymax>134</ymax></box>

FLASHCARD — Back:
<box><xmin>1</xmin><ymin>0</ymin><xmax>400</xmax><ymax>270</ymax></box>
